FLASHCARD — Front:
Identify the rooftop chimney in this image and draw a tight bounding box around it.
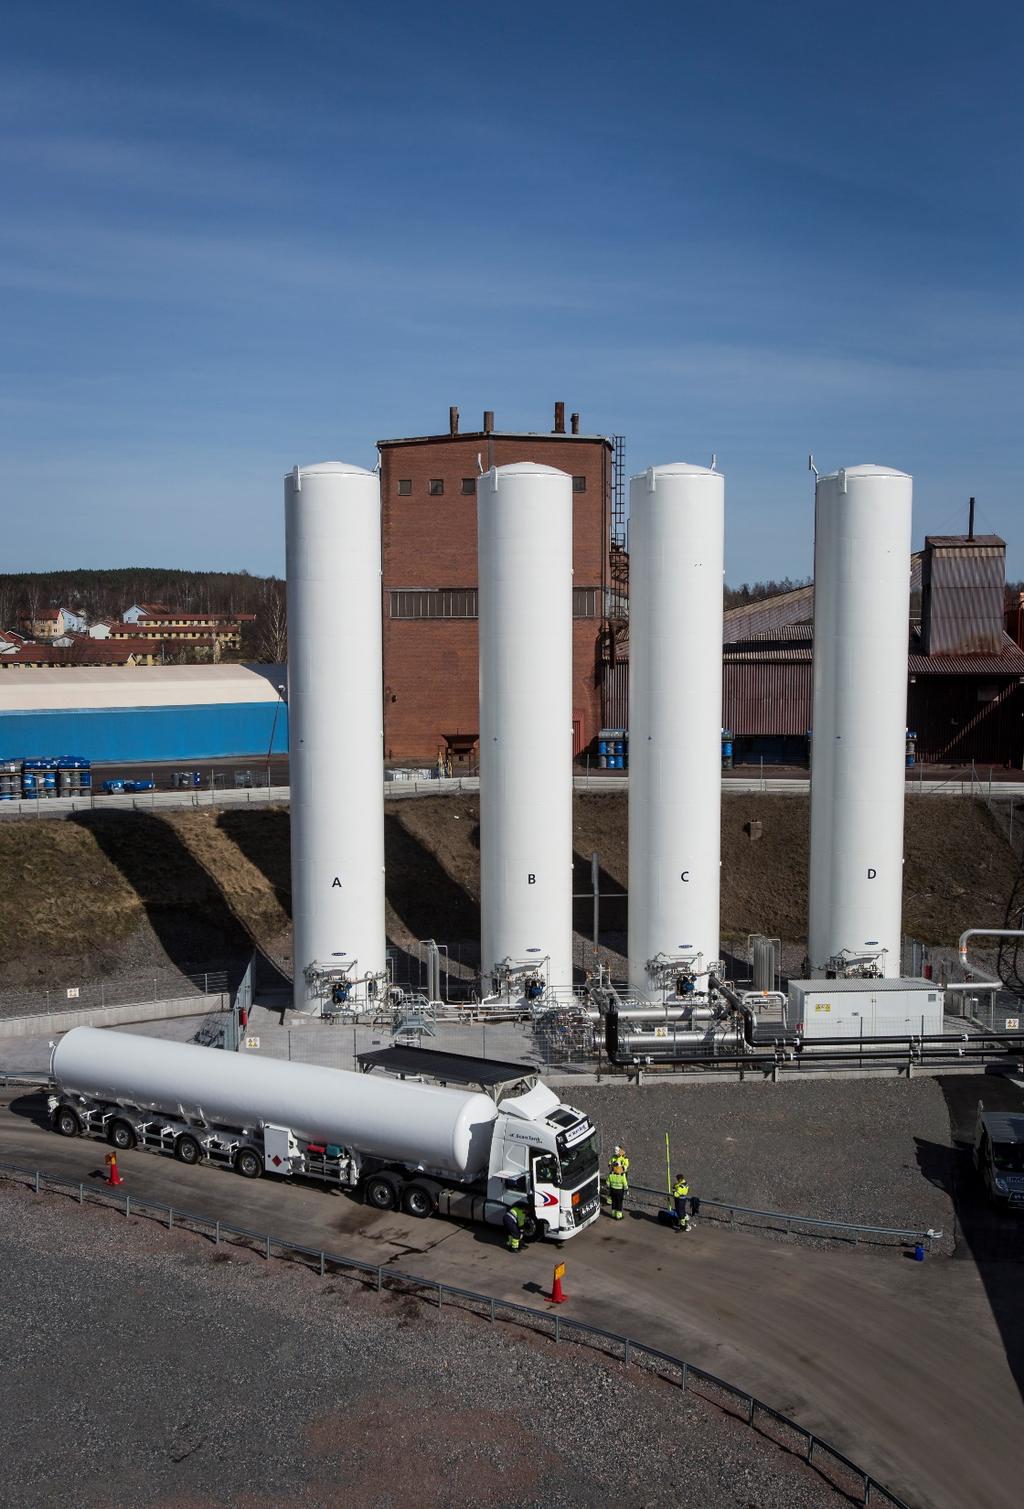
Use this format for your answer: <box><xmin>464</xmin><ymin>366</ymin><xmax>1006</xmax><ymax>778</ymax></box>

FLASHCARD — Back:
<box><xmin>570</xmin><ymin>412</ymin><xmax>580</xmax><ymax>435</ymax></box>
<box><xmin>968</xmin><ymin>496</ymin><xmax>975</xmax><ymax>541</ymax></box>
<box><xmin>553</xmin><ymin>401</ymin><xmax>565</xmax><ymax>434</ymax></box>
<box><xmin>449</xmin><ymin>406</ymin><xmax>459</xmax><ymax>436</ymax></box>
<box><xmin>483</xmin><ymin>410</ymin><xmax>494</xmax><ymax>434</ymax></box>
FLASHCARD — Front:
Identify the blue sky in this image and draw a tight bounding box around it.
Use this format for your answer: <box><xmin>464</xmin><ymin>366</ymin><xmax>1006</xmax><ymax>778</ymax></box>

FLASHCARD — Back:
<box><xmin>1</xmin><ymin>1</ymin><xmax>1021</xmax><ymax>580</ymax></box>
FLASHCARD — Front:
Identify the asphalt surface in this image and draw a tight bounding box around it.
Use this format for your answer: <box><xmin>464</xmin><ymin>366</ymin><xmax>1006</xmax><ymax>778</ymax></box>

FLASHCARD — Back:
<box><xmin>0</xmin><ymin>1182</ymin><xmax>844</xmax><ymax>1509</ymax></box>
<box><xmin>576</xmin><ymin>1076</ymin><xmax>956</xmax><ymax>1244</ymax></box>
<box><xmin>2</xmin><ymin>1085</ymin><xmax>1022</xmax><ymax>1509</ymax></box>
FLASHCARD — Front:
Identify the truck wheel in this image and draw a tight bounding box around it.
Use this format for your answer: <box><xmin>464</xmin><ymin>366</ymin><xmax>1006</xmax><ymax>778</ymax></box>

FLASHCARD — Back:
<box><xmin>522</xmin><ymin>1214</ymin><xmax>543</xmax><ymax>1242</ymax></box>
<box><xmin>365</xmin><ymin>1174</ymin><xmax>400</xmax><ymax>1211</ymax></box>
<box><xmin>175</xmin><ymin>1133</ymin><xmax>202</xmax><ymax>1166</ymax></box>
<box><xmin>108</xmin><ymin>1119</ymin><xmax>136</xmax><ymax>1151</ymax></box>
<box><xmin>235</xmin><ymin>1147</ymin><xmax>263</xmax><ymax>1180</ymax></box>
<box><xmin>53</xmin><ymin>1106</ymin><xmax>81</xmax><ymax>1138</ymax></box>
<box><xmin>402</xmin><ymin>1183</ymin><xmax>435</xmax><ymax>1219</ymax></box>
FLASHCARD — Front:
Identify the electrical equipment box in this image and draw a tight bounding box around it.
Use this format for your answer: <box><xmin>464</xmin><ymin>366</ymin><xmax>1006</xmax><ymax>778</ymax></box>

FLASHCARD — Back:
<box><xmin>787</xmin><ymin>978</ymin><xmax>944</xmax><ymax>1039</ymax></box>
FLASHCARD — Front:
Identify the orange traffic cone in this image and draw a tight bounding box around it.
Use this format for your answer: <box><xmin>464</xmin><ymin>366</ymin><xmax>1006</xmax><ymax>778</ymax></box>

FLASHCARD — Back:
<box><xmin>549</xmin><ymin>1262</ymin><xmax>567</xmax><ymax>1304</ymax></box>
<box><xmin>105</xmin><ymin>1152</ymin><xmax>124</xmax><ymax>1188</ymax></box>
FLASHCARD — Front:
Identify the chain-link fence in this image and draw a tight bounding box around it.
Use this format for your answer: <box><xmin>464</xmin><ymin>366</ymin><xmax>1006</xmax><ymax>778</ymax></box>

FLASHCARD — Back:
<box><xmin>0</xmin><ymin>970</ymin><xmax>230</xmax><ymax>1022</ymax></box>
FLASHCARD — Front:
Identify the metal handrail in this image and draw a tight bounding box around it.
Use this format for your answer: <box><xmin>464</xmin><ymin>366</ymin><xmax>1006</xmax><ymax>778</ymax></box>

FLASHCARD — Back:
<box><xmin>0</xmin><ymin>1158</ymin><xmax>909</xmax><ymax>1507</ymax></box>
<box><xmin>625</xmin><ymin>1182</ymin><xmax>942</xmax><ymax>1250</ymax></box>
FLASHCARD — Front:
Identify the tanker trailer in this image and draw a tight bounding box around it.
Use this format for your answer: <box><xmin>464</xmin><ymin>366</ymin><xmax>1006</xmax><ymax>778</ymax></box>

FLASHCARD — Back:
<box><xmin>48</xmin><ymin>1027</ymin><xmax>600</xmax><ymax>1240</ymax></box>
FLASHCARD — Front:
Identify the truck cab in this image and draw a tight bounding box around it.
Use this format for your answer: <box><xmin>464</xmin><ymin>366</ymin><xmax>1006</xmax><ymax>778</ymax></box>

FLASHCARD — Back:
<box><xmin>973</xmin><ymin>1102</ymin><xmax>1024</xmax><ymax>1210</ymax></box>
<box><xmin>487</xmin><ymin>1082</ymin><xmax>601</xmax><ymax>1240</ymax></box>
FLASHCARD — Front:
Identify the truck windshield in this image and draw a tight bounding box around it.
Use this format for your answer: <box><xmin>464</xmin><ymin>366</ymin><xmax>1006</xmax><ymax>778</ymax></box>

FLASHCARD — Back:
<box><xmin>557</xmin><ymin>1129</ymin><xmax>599</xmax><ymax>1187</ymax></box>
<box><xmin>992</xmin><ymin>1143</ymin><xmax>1024</xmax><ymax>1173</ymax></box>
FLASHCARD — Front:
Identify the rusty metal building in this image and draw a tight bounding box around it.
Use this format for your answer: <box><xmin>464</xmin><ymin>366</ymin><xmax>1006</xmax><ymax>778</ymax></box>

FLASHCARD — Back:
<box><xmin>601</xmin><ymin>532</ymin><xmax>1024</xmax><ymax>767</ymax></box>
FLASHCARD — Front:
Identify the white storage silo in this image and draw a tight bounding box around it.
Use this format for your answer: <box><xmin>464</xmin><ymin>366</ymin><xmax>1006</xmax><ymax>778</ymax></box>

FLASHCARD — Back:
<box><xmin>477</xmin><ymin>462</ymin><xmax>574</xmax><ymax>998</ymax></box>
<box><xmin>284</xmin><ymin>461</ymin><xmax>386</xmax><ymax>1012</ymax></box>
<box><xmin>807</xmin><ymin>464</ymin><xmax>913</xmax><ymax>977</ymax></box>
<box><xmin>627</xmin><ymin>463</ymin><xmax>724</xmax><ymax>996</ymax></box>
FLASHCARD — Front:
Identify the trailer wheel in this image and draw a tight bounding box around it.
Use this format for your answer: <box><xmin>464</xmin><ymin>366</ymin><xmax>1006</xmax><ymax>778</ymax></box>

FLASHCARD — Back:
<box><xmin>53</xmin><ymin>1106</ymin><xmax>81</xmax><ymax>1138</ymax></box>
<box><xmin>175</xmin><ymin>1133</ymin><xmax>202</xmax><ymax>1166</ymax></box>
<box><xmin>108</xmin><ymin>1118</ymin><xmax>136</xmax><ymax>1151</ymax></box>
<box><xmin>365</xmin><ymin>1174</ymin><xmax>400</xmax><ymax>1211</ymax></box>
<box><xmin>235</xmin><ymin>1147</ymin><xmax>263</xmax><ymax>1180</ymax></box>
<box><xmin>402</xmin><ymin>1183</ymin><xmax>435</xmax><ymax>1219</ymax></box>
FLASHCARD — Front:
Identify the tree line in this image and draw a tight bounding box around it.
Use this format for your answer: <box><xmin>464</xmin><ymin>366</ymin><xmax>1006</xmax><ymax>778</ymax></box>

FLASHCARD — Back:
<box><xmin>0</xmin><ymin>569</ymin><xmax>286</xmax><ymax>663</ymax></box>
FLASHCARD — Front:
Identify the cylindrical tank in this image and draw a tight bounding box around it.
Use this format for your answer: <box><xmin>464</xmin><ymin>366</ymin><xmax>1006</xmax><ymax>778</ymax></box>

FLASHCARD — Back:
<box><xmin>628</xmin><ymin>463</ymin><xmax>724</xmax><ymax>995</ymax></box>
<box><xmin>807</xmin><ymin>464</ymin><xmax>913</xmax><ymax>976</ymax></box>
<box><xmin>52</xmin><ymin>1027</ymin><xmax>497</xmax><ymax>1180</ymax></box>
<box><xmin>477</xmin><ymin>462</ymin><xmax>573</xmax><ymax>995</ymax></box>
<box><xmin>285</xmin><ymin>461</ymin><xmax>386</xmax><ymax>1011</ymax></box>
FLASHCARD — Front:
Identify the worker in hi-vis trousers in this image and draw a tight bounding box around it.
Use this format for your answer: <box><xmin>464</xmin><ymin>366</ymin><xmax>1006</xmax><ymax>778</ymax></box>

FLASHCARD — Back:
<box><xmin>672</xmin><ymin>1175</ymin><xmax>691</xmax><ymax>1232</ymax></box>
<box><xmin>504</xmin><ymin>1204</ymin><xmax>527</xmax><ymax>1252</ymax></box>
<box><xmin>607</xmin><ymin>1159</ymin><xmax>628</xmax><ymax>1219</ymax></box>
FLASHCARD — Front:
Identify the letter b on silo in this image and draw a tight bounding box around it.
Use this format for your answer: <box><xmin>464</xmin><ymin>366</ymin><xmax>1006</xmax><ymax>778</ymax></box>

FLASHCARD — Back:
<box><xmin>527</xmin><ymin>874</ymin><xmax>536</xmax><ymax>884</ymax></box>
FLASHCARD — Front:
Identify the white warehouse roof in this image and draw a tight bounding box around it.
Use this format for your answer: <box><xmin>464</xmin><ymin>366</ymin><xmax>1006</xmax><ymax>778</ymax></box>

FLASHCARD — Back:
<box><xmin>0</xmin><ymin>664</ymin><xmax>287</xmax><ymax>713</ymax></box>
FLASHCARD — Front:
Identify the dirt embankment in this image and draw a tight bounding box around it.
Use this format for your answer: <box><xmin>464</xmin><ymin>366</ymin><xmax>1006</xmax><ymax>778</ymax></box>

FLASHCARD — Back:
<box><xmin>0</xmin><ymin>794</ymin><xmax>1016</xmax><ymax>987</ymax></box>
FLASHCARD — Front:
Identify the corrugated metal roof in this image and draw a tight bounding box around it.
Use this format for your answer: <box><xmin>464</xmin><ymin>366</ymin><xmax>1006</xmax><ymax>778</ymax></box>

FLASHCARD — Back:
<box><xmin>0</xmin><ymin>663</ymin><xmax>286</xmax><ymax>712</ymax></box>
<box><xmin>724</xmin><ymin>648</ymin><xmax>813</xmax><ymax>663</ymax></box>
<box><xmin>908</xmin><ymin>627</ymin><xmax>1024</xmax><ymax>675</ymax></box>
<box><xmin>720</xmin><ymin>554</ymin><xmax>925</xmax><ymax>645</ymax></box>
<box><xmin>924</xmin><ymin>534</ymin><xmax>1005</xmax><ymax>549</ymax></box>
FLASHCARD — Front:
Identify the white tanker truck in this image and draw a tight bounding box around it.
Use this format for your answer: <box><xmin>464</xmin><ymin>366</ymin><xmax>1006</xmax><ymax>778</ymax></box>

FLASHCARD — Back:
<box><xmin>47</xmin><ymin>1028</ymin><xmax>602</xmax><ymax>1241</ymax></box>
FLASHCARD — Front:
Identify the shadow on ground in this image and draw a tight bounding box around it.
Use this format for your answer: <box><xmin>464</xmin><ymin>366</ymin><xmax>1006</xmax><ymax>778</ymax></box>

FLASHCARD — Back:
<box><xmin>920</xmin><ymin>1072</ymin><xmax>1024</xmax><ymax>1403</ymax></box>
<box><xmin>384</xmin><ymin>814</ymin><xmax>480</xmax><ymax>957</ymax></box>
<box><xmin>67</xmin><ymin>811</ymin><xmax>287</xmax><ymax>994</ymax></box>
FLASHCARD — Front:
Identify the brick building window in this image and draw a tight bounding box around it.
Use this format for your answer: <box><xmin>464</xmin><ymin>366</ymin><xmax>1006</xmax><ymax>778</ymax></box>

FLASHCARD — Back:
<box><xmin>428</xmin><ymin>479</ymin><xmax>445</xmax><ymax>496</ymax></box>
<box><xmin>390</xmin><ymin>589</ymin><xmax>478</xmax><ymax>619</ymax></box>
<box><xmin>390</xmin><ymin>586</ymin><xmax>603</xmax><ymax>620</ymax></box>
<box><xmin>461</xmin><ymin>478</ymin><xmax>475</xmax><ymax>495</ymax></box>
<box><xmin>572</xmin><ymin>475</ymin><xmax>587</xmax><ymax>493</ymax></box>
<box><xmin>397</xmin><ymin>479</ymin><xmax>412</xmax><ymax>496</ymax></box>
<box><xmin>572</xmin><ymin>587</ymin><xmax>601</xmax><ymax>618</ymax></box>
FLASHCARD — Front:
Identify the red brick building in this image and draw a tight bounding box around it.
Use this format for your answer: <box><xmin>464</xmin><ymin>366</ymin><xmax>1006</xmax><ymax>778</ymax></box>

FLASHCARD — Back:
<box><xmin>378</xmin><ymin>405</ymin><xmax>613</xmax><ymax>763</ymax></box>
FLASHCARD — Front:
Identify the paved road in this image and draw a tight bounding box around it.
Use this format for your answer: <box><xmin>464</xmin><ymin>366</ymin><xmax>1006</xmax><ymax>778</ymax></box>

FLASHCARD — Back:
<box><xmin>1</xmin><ymin>1088</ymin><xmax>1021</xmax><ymax>1509</ymax></box>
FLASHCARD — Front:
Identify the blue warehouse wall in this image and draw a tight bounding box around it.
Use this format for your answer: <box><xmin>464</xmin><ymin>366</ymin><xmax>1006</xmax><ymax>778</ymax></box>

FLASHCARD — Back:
<box><xmin>0</xmin><ymin>702</ymin><xmax>290</xmax><ymax>764</ymax></box>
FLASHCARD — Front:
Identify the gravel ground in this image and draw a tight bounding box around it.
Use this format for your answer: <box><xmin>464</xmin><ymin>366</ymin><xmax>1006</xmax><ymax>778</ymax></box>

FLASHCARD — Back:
<box><xmin>574</xmin><ymin>1077</ymin><xmax>954</xmax><ymax>1243</ymax></box>
<box><xmin>0</xmin><ymin>1183</ymin><xmax>850</xmax><ymax>1509</ymax></box>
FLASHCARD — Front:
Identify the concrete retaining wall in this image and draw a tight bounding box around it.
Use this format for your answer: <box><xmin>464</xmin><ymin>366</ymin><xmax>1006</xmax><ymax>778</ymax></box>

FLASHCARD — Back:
<box><xmin>0</xmin><ymin>994</ymin><xmax>227</xmax><ymax>1039</ymax></box>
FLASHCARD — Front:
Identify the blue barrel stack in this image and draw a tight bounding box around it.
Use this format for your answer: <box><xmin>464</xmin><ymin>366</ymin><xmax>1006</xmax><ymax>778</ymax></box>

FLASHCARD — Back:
<box><xmin>0</xmin><ymin>756</ymin><xmax>92</xmax><ymax>800</ymax></box>
<box><xmin>597</xmin><ymin>728</ymin><xmax>629</xmax><ymax>770</ymax></box>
